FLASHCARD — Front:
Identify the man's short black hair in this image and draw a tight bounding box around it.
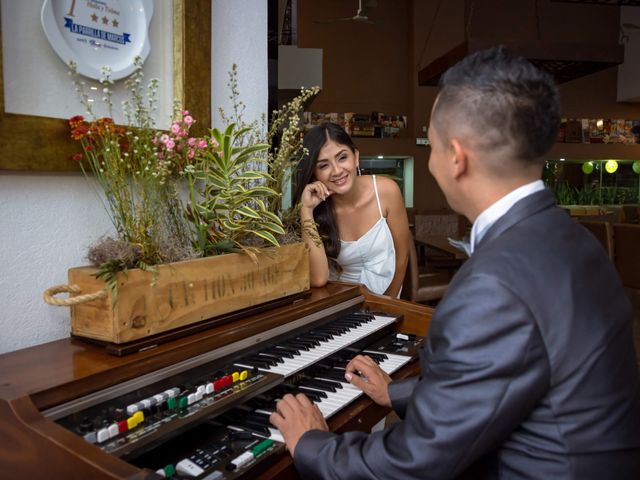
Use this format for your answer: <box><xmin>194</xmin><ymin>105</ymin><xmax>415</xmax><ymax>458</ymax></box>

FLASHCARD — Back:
<box><xmin>432</xmin><ymin>46</ymin><xmax>560</xmax><ymax>164</ymax></box>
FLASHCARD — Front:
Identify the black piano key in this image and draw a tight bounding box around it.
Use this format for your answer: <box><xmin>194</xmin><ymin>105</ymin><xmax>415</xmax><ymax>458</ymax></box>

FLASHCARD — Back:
<box><xmin>247</xmin><ymin>355</ymin><xmax>279</xmax><ymax>366</ymax></box>
<box><xmin>305</xmin><ymin>332</ymin><xmax>332</xmax><ymax>342</ymax></box>
<box><xmin>296</xmin><ymin>336</ymin><xmax>321</xmax><ymax>347</ymax></box>
<box><xmin>313</xmin><ymin>369</ymin><xmax>348</xmax><ymax>382</ymax></box>
<box><xmin>312</xmin><ymin>377</ymin><xmax>344</xmax><ymax>390</ymax></box>
<box><xmin>238</xmin><ymin>358</ymin><xmax>272</xmax><ymax>369</ymax></box>
<box><xmin>298</xmin><ymin>379</ymin><xmax>337</xmax><ymax>393</ymax></box>
<box><xmin>309</xmin><ymin>329</ymin><xmax>334</xmax><ymax>340</ymax></box>
<box><xmin>274</xmin><ymin>345</ymin><xmax>301</xmax><ymax>355</ymax></box>
<box><xmin>366</xmin><ymin>352</ymin><xmax>388</xmax><ymax>363</ymax></box>
<box><xmin>324</xmin><ymin>326</ymin><xmax>348</xmax><ymax>335</ymax></box>
<box><xmin>283</xmin><ymin>341</ymin><xmax>310</xmax><ymax>351</ymax></box>
<box><xmin>257</xmin><ymin>353</ymin><xmax>285</xmax><ymax>364</ymax></box>
<box><xmin>222</xmin><ymin>414</ymin><xmax>271</xmax><ymax>436</ymax></box>
<box><xmin>348</xmin><ymin>312</ymin><xmax>375</xmax><ymax>322</ymax></box>
<box><xmin>297</xmin><ymin>386</ymin><xmax>328</xmax><ymax>398</ymax></box>
<box><xmin>297</xmin><ymin>390</ymin><xmax>323</xmax><ymax>402</ymax></box>
<box><xmin>291</xmin><ymin>338</ymin><xmax>317</xmax><ymax>349</ymax></box>
<box><xmin>247</xmin><ymin>397</ymin><xmax>277</xmax><ymax>412</ymax></box>
<box><xmin>262</xmin><ymin>347</ymin><xmax>294</xmax><ymax>359</ymax></box>
<box><xmin>229</xmin><ymin>423</ymin><xmax>270</xmax><ymax>436</ymax></box>
<box><xmin>333</xmin><ymin>319</ymin><xmax>361</xmax><ymax>328</ymax></box>
<box><xmin>247</xmin><ymin>412</ymin><xmax>272</xmax><ymax>427</ymax></box>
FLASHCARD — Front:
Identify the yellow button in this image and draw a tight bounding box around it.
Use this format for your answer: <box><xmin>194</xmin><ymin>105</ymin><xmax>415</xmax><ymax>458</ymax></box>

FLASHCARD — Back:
<box><xmin>127</xmin><ymin>416</ymin><xmax>138</xmax><ymax>429</ymax></box>
<box><xmin>232</xmin><ymin>371</ymin><xmax>240</xmax><ymax>382</ymax></box>
<box><xmin>239</xmin><ymin>370</ymin><xmax>248</xmax><ymax>381</ymax></box>
<box><xmin>133</xmin><ymin>411</ymin><xmax>144</xmax><ymax>423</ymax></box>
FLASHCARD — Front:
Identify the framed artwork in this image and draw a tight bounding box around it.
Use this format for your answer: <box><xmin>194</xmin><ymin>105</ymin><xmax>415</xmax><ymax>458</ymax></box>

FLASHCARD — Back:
<box><xmin>0</xmin><ymin>0</ymin><xmax>211</xmax><ymax>171</ymax></box>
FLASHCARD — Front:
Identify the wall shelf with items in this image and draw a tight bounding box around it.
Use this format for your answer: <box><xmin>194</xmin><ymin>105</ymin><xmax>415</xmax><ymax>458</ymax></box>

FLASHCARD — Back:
<box><xmin>551</xmin><ymin>117</ymin><xmax>640</xmax><ymax>160</ymax></box>
<box><xmin>303</xmin><ymin>112</ymin><xmax>408</xmax><ymax>139</ymax></box>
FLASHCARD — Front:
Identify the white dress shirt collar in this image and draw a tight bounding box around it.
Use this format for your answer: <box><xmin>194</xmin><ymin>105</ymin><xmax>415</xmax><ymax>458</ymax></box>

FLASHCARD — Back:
<box><xmin>469</xmin><ymin>180</ymin><xmax>545</xmax><ymax>254</ymax></box>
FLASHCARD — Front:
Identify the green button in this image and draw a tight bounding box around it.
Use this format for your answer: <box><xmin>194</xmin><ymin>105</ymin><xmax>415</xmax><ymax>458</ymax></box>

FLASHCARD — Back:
<box><xmin>167</xmin><ymin>397</ymin><xmax>177</xmax><ymax>410</ymax></box>
<box><xmin>252</xmin><ymin>438</ymin><xmax>273</xmax><ymax>456</ymax></box>
<box><xmin>163</xmin><ymin>464</ymin><xmax>176</xmax><ymax>477</ymax></box>
<box><xmin>178</xmin><ymin>396</ymin><xmax>188</xmax><ymax>410</ymax></box>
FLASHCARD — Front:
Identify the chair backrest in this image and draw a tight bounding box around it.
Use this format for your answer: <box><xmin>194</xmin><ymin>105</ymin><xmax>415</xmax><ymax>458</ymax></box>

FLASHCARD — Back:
<box><xmin>414</xmin><ymin>213</ymin><xmax>460</xmax><ymax>238</ymax></box>
<box><xmin>401</xmin><ymin>239</ymin><xmax>420</xmax><ymax>301</ymax></box>
<box><xmin>402</xmin><ymin>240</ymin><xmax>449</xmax><ymax>303</ymax></box>
<box><xmin>612</xmin><ymin>223</ymin><xmax>640</xmax><ymax>289</ymax></box>
<box><xmin>578</xmin><ymin>220</ymin><xmax>614</xmax><ymax>260</ymax></box>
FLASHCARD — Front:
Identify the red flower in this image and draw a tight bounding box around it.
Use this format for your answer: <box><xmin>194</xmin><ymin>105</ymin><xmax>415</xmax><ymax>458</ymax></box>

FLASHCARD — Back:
<box><xmin>68</xmin><ymin>115</ymin><xmax>85</xmax><ymax>128</ymax></box>
<box><xmin>72</xmin><ymin>153</ymin><xmax>83</xmax><ymax>162</ymax></box>
<box><xmin>71</xmin><ymin>125</ymin><xmax>90</xmax><ymax>140</ymax></box>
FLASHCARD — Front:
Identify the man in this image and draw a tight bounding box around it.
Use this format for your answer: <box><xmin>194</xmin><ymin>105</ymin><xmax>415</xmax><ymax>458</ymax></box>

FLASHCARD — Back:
<box><xmin>270</xmin><ymin>46</ymin><xmax>640</xmax><ymax>479</ymax></box>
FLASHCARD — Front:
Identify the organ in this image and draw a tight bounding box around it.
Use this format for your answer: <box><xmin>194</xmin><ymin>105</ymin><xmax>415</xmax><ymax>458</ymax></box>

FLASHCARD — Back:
<box><xmin>0</xmin><ymin>283</ymin><xmax>433</xmax><ymax>479</ymax></box>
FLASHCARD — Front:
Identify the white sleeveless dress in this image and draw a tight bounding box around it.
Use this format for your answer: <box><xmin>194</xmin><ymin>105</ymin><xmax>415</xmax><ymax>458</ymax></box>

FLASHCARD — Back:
<box><xmin>329</xmin><ymin>176</ymin><xmax>396</xmax><ymax>295</ymax></box>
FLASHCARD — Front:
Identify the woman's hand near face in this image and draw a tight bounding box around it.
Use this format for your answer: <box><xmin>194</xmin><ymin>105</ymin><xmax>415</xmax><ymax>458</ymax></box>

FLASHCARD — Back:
<box><xmin>300</xmin><ymin>181</ymin><xmax>331</xmax><ymax>211</ymax></box>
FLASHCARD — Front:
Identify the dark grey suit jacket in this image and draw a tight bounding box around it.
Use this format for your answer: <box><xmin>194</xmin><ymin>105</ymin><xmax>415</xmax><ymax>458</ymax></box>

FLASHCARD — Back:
<box><xmin>294</xmin><ymin>189</ymin><xmax>640</xmax><ymax>479</ymax></box>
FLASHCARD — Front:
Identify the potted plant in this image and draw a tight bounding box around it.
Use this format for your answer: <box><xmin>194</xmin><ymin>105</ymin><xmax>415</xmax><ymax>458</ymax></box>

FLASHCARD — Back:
<box><xmin>43</xmin><ymin>58</ymin><xmax>318</xmax><ymax>344</ymax></box>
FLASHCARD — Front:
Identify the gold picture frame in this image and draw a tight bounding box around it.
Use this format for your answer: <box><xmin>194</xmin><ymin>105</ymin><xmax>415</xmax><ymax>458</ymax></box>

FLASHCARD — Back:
<box><xmin>0</xmin><ymin>0</ymin><xmax>211</xmax><ymax>171</ymax></box>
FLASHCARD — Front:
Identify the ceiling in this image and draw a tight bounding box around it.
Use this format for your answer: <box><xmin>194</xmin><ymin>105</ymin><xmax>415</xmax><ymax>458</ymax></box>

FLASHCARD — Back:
<box><xmin>418</xmin><ymin>39</ymin><xmax>625</xmax><ymax>86</ymax></box>
<box><xmin>418</xmin><ymin>0</ymin><xmax>631</xmax><ymax>86</ymax></box>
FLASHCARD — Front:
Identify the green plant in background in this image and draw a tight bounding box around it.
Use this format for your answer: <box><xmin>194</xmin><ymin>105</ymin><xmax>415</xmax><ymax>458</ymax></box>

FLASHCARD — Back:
<box><xmin>183</xmin><ymin>123</ymin><xmax>285</xmax><ymax>256</ymax></box>
<box><xmin>545</xmin><ymin>159</ymin><xmax>640</xmax><ymax>206</ymax></box>
<box><xmin>549</xmin><ymin>182</ymin><xmax>637</xmax><ymax>206</ymax></box>
<box><xmin>215</xmin><ymin>64</ymin><xmax>320</xmax><ymax>237</ymax></box>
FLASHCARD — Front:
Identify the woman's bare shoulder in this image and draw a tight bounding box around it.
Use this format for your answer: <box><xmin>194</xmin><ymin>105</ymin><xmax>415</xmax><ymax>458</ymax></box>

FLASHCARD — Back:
<box><xmin>374</xmin><ymin>175</ymin><xmax>403</xmax><ymax>198</ymax></box>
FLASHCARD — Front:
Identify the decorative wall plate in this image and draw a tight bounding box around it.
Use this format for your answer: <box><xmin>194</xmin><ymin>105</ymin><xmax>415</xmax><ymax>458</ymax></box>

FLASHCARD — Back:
<box><xmin>41</xmin><ymin>0</ymin><xmax>154</xmax><ymax>80</ymax></box>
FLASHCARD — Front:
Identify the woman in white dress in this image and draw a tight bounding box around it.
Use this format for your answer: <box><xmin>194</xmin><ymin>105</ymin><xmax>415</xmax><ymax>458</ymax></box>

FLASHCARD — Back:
<box><xmin>294</xmin><ymin>123</ymin><xmax>410</xmax><ymax>297</ymax></box>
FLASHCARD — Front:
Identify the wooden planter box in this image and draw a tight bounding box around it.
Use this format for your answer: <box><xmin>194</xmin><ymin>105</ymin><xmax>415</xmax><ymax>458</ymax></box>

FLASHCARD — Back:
<box><xmin>66</xmin><ymin>243</ymin><xmax>309</xmax><ymax>344</ymax></box>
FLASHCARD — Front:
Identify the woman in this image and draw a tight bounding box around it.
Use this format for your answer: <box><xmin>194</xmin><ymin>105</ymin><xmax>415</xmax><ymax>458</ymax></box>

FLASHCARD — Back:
<box><xmin>293</xmin><ymin>122</ymin><xmax>410</xmax><ymax>297</ymax></box>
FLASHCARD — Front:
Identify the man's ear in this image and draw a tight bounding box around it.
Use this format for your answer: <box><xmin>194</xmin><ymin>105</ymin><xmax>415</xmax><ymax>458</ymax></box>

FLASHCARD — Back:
<box><xmin>450</xmin><ymin>138</ymin><xmax>468</xmax><ymax>179</ymax></box>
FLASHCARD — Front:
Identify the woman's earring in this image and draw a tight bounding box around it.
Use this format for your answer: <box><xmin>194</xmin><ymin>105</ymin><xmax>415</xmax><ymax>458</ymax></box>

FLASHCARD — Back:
<box><xmin>357</xmin><ymin>165</ymin><xmax>362</xmax><ymax>176</ymax></box>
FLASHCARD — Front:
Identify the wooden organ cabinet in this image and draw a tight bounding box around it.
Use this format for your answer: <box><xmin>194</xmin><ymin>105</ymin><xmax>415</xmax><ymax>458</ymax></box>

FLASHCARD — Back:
<box><xmin>0</xmin><ymin>283</ymin><xmax>433</xmax><ymax>479</ymax></box>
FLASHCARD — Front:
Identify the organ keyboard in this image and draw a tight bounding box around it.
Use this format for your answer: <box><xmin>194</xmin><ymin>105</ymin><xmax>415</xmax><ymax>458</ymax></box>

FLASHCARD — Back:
<box><xmin>0</xmin><ymin>283</ymin><xmax>433</xmax><ymax>479</ymax></box>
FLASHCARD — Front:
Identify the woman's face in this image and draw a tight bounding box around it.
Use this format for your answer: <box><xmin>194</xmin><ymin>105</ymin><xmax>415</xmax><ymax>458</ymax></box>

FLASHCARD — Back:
<box><xmin>313</xmin><ymin>139</ymin><xmax>359</xmax><ymax>195</ymax></box>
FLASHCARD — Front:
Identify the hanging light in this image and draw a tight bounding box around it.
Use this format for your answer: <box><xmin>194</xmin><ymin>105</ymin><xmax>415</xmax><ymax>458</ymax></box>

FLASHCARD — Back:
<box><xmin>604</xmin><ymin>160</ymin><xmax>618</xmax><ymax>174</ymax></box>
<box><xmin>582</xmin><ymin>161</ymin><xmax>594</xmax><ymax>174</ymax></box>
<box><xmin>633</xmin><ymin>160</ymin><xmax>640</xmax><ymax>175</ymax></box>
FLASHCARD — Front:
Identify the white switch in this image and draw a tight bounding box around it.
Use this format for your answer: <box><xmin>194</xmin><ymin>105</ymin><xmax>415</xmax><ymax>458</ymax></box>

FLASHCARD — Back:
<box><xmin>176</xmin><ymin>458</ymin><xmax>205</xmax><ymax>477</ymax></box>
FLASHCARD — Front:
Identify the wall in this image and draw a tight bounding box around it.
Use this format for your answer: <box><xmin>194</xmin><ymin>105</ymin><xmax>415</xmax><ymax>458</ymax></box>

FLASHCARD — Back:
<box><xmin>211</xmin><ymin>0</ymin><xmax>267</xmax><ymax>129</ymax></box>
<box><xmin>0</xmin><ymin>0</ymin><xmax>267</xmax><ymax>354</ymax></box>
<box><xmin>618</xmin><ymin>6</ymin><xmax>640</xmax><ymax>102</ymax></box>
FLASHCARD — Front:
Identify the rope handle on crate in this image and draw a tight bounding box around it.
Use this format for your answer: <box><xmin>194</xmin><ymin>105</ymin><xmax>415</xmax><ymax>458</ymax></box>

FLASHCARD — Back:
<box><xmin>43</xmin><ymin>284</ymin><xmax>107</xmax><ymax>306</ymax></box>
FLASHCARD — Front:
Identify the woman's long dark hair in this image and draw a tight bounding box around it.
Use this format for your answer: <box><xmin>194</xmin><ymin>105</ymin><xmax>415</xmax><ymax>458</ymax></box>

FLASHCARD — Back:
<box><xmin>293</xmin><ymin>122</ymin><xmax>357</xmax><ymax>260</ymax></box>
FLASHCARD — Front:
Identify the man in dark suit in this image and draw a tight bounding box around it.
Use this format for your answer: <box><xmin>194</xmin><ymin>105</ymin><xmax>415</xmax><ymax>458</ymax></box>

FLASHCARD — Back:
<box><xmin>270</xmin><ymin>46</ymin><xmax>640</xmax><ymax>479</ymax></box>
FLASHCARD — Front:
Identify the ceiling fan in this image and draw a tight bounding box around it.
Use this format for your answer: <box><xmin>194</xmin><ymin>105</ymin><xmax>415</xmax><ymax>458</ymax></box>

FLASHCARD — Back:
<box><xmin>314</xmin><ymin>0</ymin><xmax>379</xmax><ymax>25</ymax></box>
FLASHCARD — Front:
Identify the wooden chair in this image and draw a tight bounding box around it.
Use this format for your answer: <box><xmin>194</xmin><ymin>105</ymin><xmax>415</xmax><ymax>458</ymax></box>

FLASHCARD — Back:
<box><xmin>401</xmin><ymin>239</ymin><xmax>450</xmax><ymax>304</ymax></box>
<box><xmin>612</xmin><ymin>223</ymin><xmax>640</xmax><ymax>289</ymax></box>
<box><xmin>578</xmin><ymin>220</ymin><xmax>614</xmax><ymax>260</ymax></box>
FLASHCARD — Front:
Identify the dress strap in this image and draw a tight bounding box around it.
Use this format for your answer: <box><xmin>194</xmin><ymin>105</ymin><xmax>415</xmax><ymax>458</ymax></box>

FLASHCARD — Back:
<box><xmin>372</xmin><ymin>175</ymin><xmax>384</xmax><ymax>218</ymax></box>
